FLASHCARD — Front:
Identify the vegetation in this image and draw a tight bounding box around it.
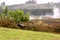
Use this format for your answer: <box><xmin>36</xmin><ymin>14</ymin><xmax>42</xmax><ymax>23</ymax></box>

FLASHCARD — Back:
<box><xmin>0</xmin><ymin>27</ymin><xmax>60</xmax><ymax>40</ymax></box>
<box><xmin>8</xmin><ymin>10</ymin><xmax>30</xmax><ymax>23</ymax></box>
<box><xmin>0</xmin><ymin>7</ymin><xmax>30</xmax><ymax>23</ymax></box>
<box><xmin>0</xmin><ymin>7</ymin><xmax>30</xmax><ymax>29</ymax></box>
<box><xmin>0</xmin><ymin>4</ymin><xmax>60</xmax><ymax>40</ymax></box>
<box><xmin>0</xmin><ymin>7</ymin><xmax>60</xmax><ymax>33</ymax></box>
<box><xmin>0</xmin><ymin>5</ymin><xmax>60</xmax><ymax>40</ymax></box>
<box><xmin>21</xmin><ymin>19</ymin><xmax>60</xmax><ymax>33</ymax></box>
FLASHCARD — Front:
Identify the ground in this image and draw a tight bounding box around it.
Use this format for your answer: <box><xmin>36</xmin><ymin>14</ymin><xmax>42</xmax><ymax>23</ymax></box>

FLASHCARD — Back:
<box><xmin>0</xmin><ymin>27</ymin><xmax>60</xmax><ymax>40</ymax></box>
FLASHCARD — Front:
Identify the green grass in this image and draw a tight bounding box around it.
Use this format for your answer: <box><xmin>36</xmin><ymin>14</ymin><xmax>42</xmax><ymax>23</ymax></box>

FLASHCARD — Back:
<box><xmin>0</xmin><ymin>27</ymin><xmax>60</xmax><ymax>40</ymax></box>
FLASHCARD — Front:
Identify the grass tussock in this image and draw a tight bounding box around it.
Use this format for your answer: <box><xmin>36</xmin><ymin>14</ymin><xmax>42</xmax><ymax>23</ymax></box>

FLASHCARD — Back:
<box><xmin>23</xmin><ymin>19</ymin><xmax>60</xmax><ymax>33</ymax></box>
<box><xmin>0</xmin><ymin>19</ymin><xmax>19</xmax><ymax>28</ymax></box>
<box><xmin>0</xmin><ymin>18</ymin><xmax>60</xmax><ymax>33</ymax></box>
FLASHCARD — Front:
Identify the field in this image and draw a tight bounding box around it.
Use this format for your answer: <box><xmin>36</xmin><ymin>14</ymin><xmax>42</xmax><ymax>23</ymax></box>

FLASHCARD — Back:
<box><xmin>0</xmin><ymin>27</ymin><xmax>60</xmax><ymax>40</ymax></box>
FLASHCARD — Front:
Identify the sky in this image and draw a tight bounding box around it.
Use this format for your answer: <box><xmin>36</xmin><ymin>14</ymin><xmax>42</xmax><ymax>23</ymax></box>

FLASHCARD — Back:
<box><xmin>0</xmin><ymin>0</ymin><xmax>60</xmax><ymax>5</ymax></box>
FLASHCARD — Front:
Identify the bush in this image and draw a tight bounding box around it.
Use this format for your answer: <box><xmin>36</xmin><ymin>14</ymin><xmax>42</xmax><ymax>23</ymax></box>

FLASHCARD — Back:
<box><xmin>22</xmin><ymin>21</ymin><xmax>50</xmax><ymax>31</ymax></box>
<box><xmin>0</xmin><ymin>17</ymin><xmax>19</xmax><ymax>29</ymax></box>
<box><xmin>22</xmin><ymin>19</ymin><xmax>60</xmax><ymax>33</ymax></box>
<box><xmin>8</xmin><ymin>10</ymin><xmax>30</xmax><ymax>23</ymax></box>
<box><xmin>0</xmin><ymin>7</ymin><xmax>30</xmax><ymax>28</ymax></box>
<box><xmin>2</xmin><ymin>7</ymin><xmax>30</xmax><ymax>23</ymax></box>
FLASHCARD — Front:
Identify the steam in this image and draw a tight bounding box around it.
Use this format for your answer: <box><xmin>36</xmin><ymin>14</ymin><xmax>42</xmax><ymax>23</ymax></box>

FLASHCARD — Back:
<box><xmin>30</xmin><ymin>5</ymin><xmax>60</xmax><ymax>20</ymax></box>
<box><xmin>53</xmin><ymin>6</ymin><xmax>60</xmax><ymax>18</ymax></box>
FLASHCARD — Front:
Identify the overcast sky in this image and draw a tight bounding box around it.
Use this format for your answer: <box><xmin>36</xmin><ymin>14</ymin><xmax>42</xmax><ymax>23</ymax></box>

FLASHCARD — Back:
<box><xmin>0</xmin><ymin>0</ymin><xmax>60</xmax><ymax>5</ymax></box>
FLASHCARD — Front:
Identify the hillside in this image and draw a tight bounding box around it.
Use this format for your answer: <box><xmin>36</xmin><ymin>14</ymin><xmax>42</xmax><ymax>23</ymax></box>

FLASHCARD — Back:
<box><xmin>0</xmin><ymin>27</ymin><xmax>60</xmax><ymax>40</ymax></box>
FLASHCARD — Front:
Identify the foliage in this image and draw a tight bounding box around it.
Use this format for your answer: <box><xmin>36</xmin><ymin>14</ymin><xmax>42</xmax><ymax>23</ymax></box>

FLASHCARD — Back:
<box><xmin>0</xmin><ymin>14</ymin><xmax>19</xmax><ymax>28</ymax></box>
<box><xmin>0</xmin><ymin>7</ymin><xmax>30</xmax><ymax>23</ymax></box>
<box><xmin>20</xmin><ymin>12</ymin><xmax>30</xmax><ymax>22</ymax></box>
<box><xmin>1</xmin><ymin>7</ymin><xmax>60</xmax><ymax>33</ymax></box>
<box><xmin>21</xmin><ymin>19</ymin><xmax>60</xmax><ymax>33</ymax></box>
<box><xmin>8</xmin><ymin>10</ymin><xmax>30</xmax><ymax>23</ymax></box>
<box><xmin>0</xmin><ymin>7</ymin><xmax>30</xmax><ymax>28</ymax></box>
<box><xmin>3</xmin><ymin>7</ymin><xmax>8</xmax><ymax>14</ymax></box>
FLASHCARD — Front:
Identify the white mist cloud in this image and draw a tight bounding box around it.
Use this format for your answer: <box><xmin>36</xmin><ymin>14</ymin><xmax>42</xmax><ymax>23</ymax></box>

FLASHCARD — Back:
<box><xmin>0</xmin><ymin>0</ymin><xmax>60</xmax><ymax>5</ymax></box>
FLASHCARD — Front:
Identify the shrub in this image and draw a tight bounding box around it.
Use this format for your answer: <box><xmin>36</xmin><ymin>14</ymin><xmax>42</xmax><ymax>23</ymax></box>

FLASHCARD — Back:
<box><xmin>0</xmin><ymin>17</ymin><xmax>19</xmax><ymax>29</ymax></box>
<box><xmin>2</xmin><ymin>7</ymin><xmax>30</xmax><ymax>23</ymax></box>
<box><xmin>0</xmin><ymin>7</ymin><xmax>30</xmax><ymax>28</ymax></box>
<box><xmin>22</xmin><ymin>19</ymin><xmax>60</xmax><ymax>33</ymax></box>
<box><xmin>8</xmin><ymin>10</ymin><xmax>30</xmax><ymax>23</ymax></box>
<box><xmin>22</xmin><ymin>21</ymin><xmax>50</xmax><ymax>31</ymax></box>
